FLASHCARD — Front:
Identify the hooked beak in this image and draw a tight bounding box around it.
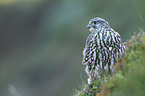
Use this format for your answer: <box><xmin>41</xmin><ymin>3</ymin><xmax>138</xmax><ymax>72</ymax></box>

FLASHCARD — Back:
<box><xmin>87</xmin><ymin>24</ymin><xmax>92</xmax><ymax>28</ymax></box>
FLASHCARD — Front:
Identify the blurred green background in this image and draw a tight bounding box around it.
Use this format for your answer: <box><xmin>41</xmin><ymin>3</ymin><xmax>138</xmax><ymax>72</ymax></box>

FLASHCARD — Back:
<box><xmin>0</xmin><ymin>0</ymin><xmax>144</xmax><ymax>96</ymax></box>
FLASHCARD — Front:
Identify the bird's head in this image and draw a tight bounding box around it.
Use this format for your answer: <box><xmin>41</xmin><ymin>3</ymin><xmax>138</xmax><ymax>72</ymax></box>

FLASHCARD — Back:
<box><xmin>87</xmin><ymin>17</ymin><xmax>110</xmax><ymax>32</ymax></box>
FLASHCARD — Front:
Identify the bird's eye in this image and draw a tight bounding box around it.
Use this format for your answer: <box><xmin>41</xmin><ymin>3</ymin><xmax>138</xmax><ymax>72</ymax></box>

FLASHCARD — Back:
<box><xmin>93</xmin><ymin>21</ymin><xmax>97</xmax><ymax>24</ymax></box>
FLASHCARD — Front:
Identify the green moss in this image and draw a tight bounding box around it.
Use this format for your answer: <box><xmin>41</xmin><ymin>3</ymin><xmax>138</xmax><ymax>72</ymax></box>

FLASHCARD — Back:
<box><xmin>107</xmin><ymin>83</ymin><xmax>114</xmax><ymax>89</ymax></box>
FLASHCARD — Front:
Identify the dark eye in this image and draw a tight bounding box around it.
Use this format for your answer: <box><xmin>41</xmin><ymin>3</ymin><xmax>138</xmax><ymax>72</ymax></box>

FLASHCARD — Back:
<box><xmin>93</xmin><ymin>21</ymin><xmax>97</xmax><ymax>24</ymax></box>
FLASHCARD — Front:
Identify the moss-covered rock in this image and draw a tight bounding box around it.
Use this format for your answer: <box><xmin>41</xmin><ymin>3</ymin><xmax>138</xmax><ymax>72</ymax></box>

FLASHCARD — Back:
<box><xmin>74</xmin><ymin>31</ymin><xmax>145</xmax><ymax>96</ymax></box>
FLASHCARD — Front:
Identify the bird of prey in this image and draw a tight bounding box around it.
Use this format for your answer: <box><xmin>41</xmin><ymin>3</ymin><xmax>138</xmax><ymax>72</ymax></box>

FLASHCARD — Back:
<box><xmin>82</xmin><ymin>17</ymin><xmax>125</xmax><ymax>84</ymax></box>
